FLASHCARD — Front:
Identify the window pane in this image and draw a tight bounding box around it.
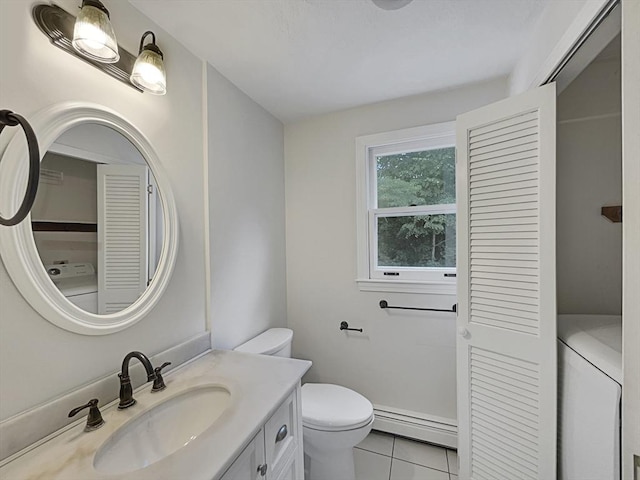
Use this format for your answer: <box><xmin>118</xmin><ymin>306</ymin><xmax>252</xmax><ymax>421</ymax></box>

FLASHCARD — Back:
<box><xmin>376</xmin><ymin>147</ymin><xmax>455</xmax><ymax>208</ymax></box>
<box><xmin>377</xmin><ymin>214</ymin><xmax>456</xmax><ymax>268</ymax></box>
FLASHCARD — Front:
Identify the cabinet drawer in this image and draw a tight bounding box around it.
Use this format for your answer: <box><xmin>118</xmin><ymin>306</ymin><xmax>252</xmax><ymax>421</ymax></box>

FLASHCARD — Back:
<box><xmin>265</xmin><ymin>390</ymin><xmax>298</xmax><ymax>477</ymax></box>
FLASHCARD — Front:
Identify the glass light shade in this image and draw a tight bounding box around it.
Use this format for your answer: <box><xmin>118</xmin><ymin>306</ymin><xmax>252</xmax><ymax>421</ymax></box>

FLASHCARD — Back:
<box><xmin>130</xmin><ymin>49</ymin><xmax>167</xmax><ymax>95</ymax></box>
<box><xmin>72</xmin><ymin>4</ymin><xmax>119</xmax><ymax>63</ymax></box>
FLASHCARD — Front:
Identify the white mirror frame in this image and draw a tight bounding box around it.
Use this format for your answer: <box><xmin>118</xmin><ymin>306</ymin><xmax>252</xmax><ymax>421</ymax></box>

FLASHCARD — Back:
<box><xmin>0</xmin><ymin>102</ymin><xmax>179</xmax><ymax>335</ymax></box>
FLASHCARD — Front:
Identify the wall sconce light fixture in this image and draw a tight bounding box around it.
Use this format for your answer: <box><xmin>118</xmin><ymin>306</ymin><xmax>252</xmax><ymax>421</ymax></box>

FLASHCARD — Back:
<box><xmin>33</xmin><ymin>3</ymin><xmax>167</xmax><ymax>95</ymax></box>
<box><xmin>131</xmin><ymin>31</ymin><xmax>167</xmax><ymax>95</ymax></box>
<box><xmin>72</xmin><ymin>0</ymin><xmax>119</xmax><ymax>63</ymax></box>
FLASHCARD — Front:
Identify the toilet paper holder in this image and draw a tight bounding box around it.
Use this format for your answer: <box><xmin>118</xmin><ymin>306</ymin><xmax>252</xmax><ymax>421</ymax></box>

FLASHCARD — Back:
<box><xmin>340</xmin><ymin>321</ymin><xmax>363</xmax><ymax>333</ymax></box>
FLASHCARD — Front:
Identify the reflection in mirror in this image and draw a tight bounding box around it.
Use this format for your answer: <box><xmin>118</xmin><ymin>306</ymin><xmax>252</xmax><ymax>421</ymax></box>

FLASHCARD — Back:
<box><xmin>30</xmin><ymin>123</ymin><xmax>163</xmax><ymax>314</ymax></box>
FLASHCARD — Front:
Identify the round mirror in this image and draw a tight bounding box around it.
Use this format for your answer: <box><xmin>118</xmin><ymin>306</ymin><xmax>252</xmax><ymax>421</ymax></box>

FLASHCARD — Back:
<box><xmin>33</xmin><ymin>123</ymin><xmax>163</xmax><ymax>315</ymax></box>
<box><xmin>0</xmin><ymin>103</ymin><xmax>178</xmax><ymax>335</ymax></box>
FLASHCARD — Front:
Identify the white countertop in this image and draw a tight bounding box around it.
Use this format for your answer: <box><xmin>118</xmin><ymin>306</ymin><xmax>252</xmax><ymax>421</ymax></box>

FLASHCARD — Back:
<box><xmin>0</xmin><ymin>350</ymin><xmax>311</xmax><ymax>480</ymax></box>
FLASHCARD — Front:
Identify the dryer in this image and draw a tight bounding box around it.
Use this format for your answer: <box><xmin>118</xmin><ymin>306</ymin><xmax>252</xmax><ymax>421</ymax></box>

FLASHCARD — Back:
<box><xmin>558</xmin><ymin>314</ymin><xmax>622</xmax><ymax>480</ymax></box>
<box><xmin>46</xmin><ymin>263</ymin><xmax>98</xmax><ymax>314</ymax></box>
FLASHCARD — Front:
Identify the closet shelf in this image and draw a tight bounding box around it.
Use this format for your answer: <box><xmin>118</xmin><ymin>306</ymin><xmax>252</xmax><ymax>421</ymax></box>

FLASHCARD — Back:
<box><xmin>601</xmin><ymin>206</ymin><xmax>622</xmax><ymax>223</ymax></box>
<box><xmin>31</xmin><ymin>221</ymin><xmax>97</xmax><ymax>232</ymax></box>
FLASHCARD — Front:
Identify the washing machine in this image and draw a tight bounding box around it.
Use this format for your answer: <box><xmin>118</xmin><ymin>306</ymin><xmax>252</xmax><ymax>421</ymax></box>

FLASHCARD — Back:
<box><xmin>558</xmin><ymin>314</ymin><xmax>622</xmax><ymax>480</ymax></box>
<box><xmin>46</xmin><ymin>262</ymin><xmax>98</xmax><ymax>314</ymax></box>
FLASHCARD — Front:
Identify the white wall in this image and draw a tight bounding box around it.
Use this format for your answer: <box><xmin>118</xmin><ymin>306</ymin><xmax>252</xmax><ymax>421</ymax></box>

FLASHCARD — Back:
<box><xmin>33</xmin><ymin>154</ymin><xmax>98</xmax><ymax>224</ymax></box>
<box><xmin>284</xmin><ymin>78</ymin><xmax>508</xmax><ymax>424</ymax></box>
<box><xmin>207</xmin><ymin>65</ymin><xmax>287</xmax><ymax>350</ymax></box>
<box><xmin>509</xmin><ymin>0</ymin><xmax>610</xmax><ymax>95</ymax></box>
<box><xmin>0</xmin><ymin>0</ymin><xmax>206</xmax><ymax>420</ymax></box>
<box><xmin>556</xmin><ymin>38</ymin><xmax>622</xmax><ymax>315</ymax></box>
<box><xmin>32</xmin><ymin>153</ymin><xmax>99</xmax><ymax>268</ymax></box>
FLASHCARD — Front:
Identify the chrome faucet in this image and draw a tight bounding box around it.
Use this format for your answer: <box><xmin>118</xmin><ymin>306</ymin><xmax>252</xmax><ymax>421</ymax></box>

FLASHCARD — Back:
<box><xmin>118</xmin><ymin>351</ymin><xmax>156</xmax><ymax>409</ymax></box>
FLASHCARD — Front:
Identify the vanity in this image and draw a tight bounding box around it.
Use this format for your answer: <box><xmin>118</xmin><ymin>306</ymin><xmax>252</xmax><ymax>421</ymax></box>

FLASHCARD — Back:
<box><xmin>0</xmin><ymin>349</ymin><xmax>311</xmax><ymax>480</ymax></box>
<box><xmin>0</xmin><ymin>102</ymin><xmax>311</xmax><ymax>479</ymax></box>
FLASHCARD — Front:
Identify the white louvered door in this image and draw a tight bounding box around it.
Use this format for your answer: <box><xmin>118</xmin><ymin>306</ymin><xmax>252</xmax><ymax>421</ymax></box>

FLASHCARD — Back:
<box><xmin>97</xmin><ymin>164</ymin><xmax>149</xmax><ymax>314</ymax></box>
<box><xmin>456</xmin><ymin>83</ymin><xmax>556</xmax><ymax>479</ymax></box>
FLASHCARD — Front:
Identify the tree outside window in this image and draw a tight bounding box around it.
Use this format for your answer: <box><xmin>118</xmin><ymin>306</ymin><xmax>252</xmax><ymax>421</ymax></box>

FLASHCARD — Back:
<box><xmin>375</xmin><ymin>147</ymin><xmax>456</xmax><ymax>269</ymax></box>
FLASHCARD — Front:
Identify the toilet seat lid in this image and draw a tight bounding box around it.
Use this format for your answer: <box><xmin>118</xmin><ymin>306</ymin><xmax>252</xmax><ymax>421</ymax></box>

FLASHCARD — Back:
<box><xmin>302</xmin><ymin>383</ymin><xmax>373</xmax><ymax>431</ymax></box>
<box><xmin>234</xmin><ymin>328</ymin><xmax>292</xmax><ymax>355</ymax></box>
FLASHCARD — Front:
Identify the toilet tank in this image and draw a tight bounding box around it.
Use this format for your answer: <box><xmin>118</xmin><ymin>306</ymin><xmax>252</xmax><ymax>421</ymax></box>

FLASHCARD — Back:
<box><xmin>234</xmin><ymin>328</ymin><xmax>293</xmax><ymax>358</ymax></box>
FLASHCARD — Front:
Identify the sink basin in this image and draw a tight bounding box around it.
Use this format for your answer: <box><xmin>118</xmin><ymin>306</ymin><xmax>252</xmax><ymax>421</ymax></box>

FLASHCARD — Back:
<box><xmin>93</xmin><ymin>385</ymin><xmax>231</xmax><ymax>474</ymax></box>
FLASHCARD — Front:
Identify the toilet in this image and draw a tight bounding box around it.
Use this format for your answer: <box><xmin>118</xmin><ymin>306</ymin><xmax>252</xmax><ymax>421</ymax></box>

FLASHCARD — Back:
<box><xmin>234</xmin><ymin>328</ymin><xmax>374</xmax><ymax>480</ymax></box>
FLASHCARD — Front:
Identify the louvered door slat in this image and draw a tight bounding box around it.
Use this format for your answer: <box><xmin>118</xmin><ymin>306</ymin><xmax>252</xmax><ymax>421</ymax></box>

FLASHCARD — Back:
<box><xmin>457</xmin><ymin>83</ymin><xmax>556</xmax><ymax>479</ymax></box>
<box><xmin>470</xmin><ymin>143</ymin><xmax>538</xmax><ymax>164</ymax></box>
<box><xmin>472</xmin><ymin>288</ymin><xmax>538</xmax><ymax>305</ymax></box>
<box><xmin>470</xmin><ymin>316</ymin><xmax>538</xmax><ymax>334</ymax></box>
<box><xmin>469</xmin><ymin>149</ymin><xmax>539</xmax><ymax>171</ymax></box>
<box><xmin>471</xmin><ymin>267</ymin><xmax>539</xmax><ymax>279</ymax></box>
<box><xmin>471</xmin><ymin>265</ymin><xmax>538</xmax><ymax>277</ymax></box>
<box><xmin>471</xmin><ymin>257</ymin><xmax>538</xmax><ymax>268</ymax></box>
<box><xmin>471</xmin><ymin>244</ymin><xmax>538</xmax><ymax>253</ymax></box>
<box><xmin>471</xmin><ymin>308</ymin><xmax>538</xmax><ymax>326</ymax></box>
<box><xmin>473</xmin><ymin>360</ymin><xmax>538</xmax><ymax>387</ymax></box>
<box><xmin>472</xmin><ymin>229</ymin><xmax>538</xmax><ymax>239</ymax></box>
<box><xmin>470</xmin><ymin>169</ymin><xmax>538</xmax><ymax>189</ymax></box>
<box><xmin>472</xmin><ymin>240</ymin><xmax>539</xmax><ymax>249</ymax></box>
<box><xmin>471</xmin><ymin>252</ymin><xmax>538</xmax><ymax>262</ymax></box>
<box><xmin>471</xmin><ymin>279</ymin><xmax>538</xmax><ymax>294</ymax></box>
<box><xmin>470</xmin><ymin>118</ymin><xmax>538</xmax><ymax>143</ymax></box>
<box><xmin>471</xmin><ymin>303</ymin><xmax>538</xmax><ymax>322</ymax></box>
<box><xmin>470</xmin><ymin>179</ymin><xmax>539</xmax><ymax>197</ymax></box>
<box><xmin>474</xmin><ymin>461</ymin><xmax>508</xmax><ymax>480</ymax></box>
<box><xmin>471</xmin><ymin>163</ymin><xmax>538</xmax><ymax>183</ymax></box>
<box><xmin>470</xmin><ymin>201</ymin><xmax>540</xmax><ymax>215</ymax></box>
<box><xmin>470</xmin><ymin>126</ymin><xmax>539</xmax><ymax>150</ymax></box>
<box><xmin>472</xmin><ymin>390</ymin><xmax>538</xmax><ymax>423</ymax></box>
<box><xmin>472</xmin><ymin>395</ymin><xmax>539</xmax><ymax>434</ymax></box>
<box><xmin>470</xmin><ymin>194</ymin><xmax>538</xmax><ymax>210</ymax></box>
<box><xmin>471</xmin><ymin>374</ymin><xmax>539</xmax><ymax>405</ymax></box>
<box><xmin>470</xmin><ymin>132</ymin><xmax>538</xmax><ymax>155</ymax></box>
<box><xmin>471</xmin><ymin>186</ymin><xmax>538</xmax><ymax>203</ymax></box>
<box><xmin>474</xmin><ymin>442</ymin><xmax>537</xmax><ymax>479</ymax></box>
<box><xmin>472</xmin><ymin>418</ymin><xmax>539</xmax><ymax>460</ymax></box>
<box><xmin>469</xmin><ymin>111</ymin><xmax>539</xmax><ymax>138</ymax></box>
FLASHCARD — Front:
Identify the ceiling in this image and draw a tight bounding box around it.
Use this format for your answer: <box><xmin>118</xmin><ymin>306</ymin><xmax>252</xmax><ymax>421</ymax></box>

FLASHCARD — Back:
<box><xmin>129</xmin><ymin>0</ymin><xmax>552</xmax><ymax>123</ymax></box>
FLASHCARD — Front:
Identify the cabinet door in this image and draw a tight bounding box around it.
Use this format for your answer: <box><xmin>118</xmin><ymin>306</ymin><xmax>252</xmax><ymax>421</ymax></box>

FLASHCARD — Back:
<box><xmin>220</xmin><ymin>431</ymin><xmax>266</xmax><ymax>480</ymax></box>
<box><xmin>272</xmin><ymin>453</ymin><xmax>297</xmax><ymax>480</ymax></box>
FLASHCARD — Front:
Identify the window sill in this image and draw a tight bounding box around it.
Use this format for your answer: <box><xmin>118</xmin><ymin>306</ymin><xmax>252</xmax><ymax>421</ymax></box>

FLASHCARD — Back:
<box><xmin>356</xmin><ymin>279</ymin><xmax>456</xmax><ymax>295</ymax></box>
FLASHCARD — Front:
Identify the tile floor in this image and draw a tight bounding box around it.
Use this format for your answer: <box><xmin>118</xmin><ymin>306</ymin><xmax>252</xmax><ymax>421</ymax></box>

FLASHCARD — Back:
<box><xmin>354</xmin><ymin>431</ymin><xmax>458</xmax><ymax>480</ymax></box>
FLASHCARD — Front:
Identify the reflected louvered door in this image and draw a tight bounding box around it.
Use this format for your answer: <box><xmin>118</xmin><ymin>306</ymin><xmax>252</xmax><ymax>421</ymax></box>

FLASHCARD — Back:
<box><xmin>97</xmin><ymin>164</ymin><xmax>149</xmax><ymax>314</ymax></box>
<box><xmin>456</xmin><ymin>83</ymin><xmax>556</xmax><ymax>479</ymax></box>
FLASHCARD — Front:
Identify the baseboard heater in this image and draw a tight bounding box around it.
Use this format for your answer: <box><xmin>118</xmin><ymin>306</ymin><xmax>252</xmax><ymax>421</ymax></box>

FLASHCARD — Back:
<box><xmin>372</xmin><ymin>405</ymin><xmax>457</xmax><ymax>449</ymax></box>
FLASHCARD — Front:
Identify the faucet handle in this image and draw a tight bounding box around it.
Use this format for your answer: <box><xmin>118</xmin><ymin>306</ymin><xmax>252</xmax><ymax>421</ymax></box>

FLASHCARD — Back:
<box><xmin>68</xmin><ymin>398</ymin><xmax>104</xmax><ymax>431</ymax></box>
<box><xmin>151</xmin><ymin>362</ymin><xmax>171</xmax><ymax>392</ymax></box>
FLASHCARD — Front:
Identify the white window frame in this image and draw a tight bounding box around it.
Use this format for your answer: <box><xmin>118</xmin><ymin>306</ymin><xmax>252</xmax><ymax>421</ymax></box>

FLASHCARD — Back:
<box><xmin>356</xmin><ymin>121</ymin><xmax>457</xmax><ymax>294</ymax></box>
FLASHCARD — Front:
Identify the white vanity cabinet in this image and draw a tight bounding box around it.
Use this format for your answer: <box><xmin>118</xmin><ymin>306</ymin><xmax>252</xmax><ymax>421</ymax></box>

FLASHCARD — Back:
<box><xmin>220</xmin><ymin>386</ymin><xmax>303</xmax><ymax>480</ymax></box>
<box><xmin>0</xmin><ymin>351</ymin><xmax>311</xmax><ymax>480</ymax></box>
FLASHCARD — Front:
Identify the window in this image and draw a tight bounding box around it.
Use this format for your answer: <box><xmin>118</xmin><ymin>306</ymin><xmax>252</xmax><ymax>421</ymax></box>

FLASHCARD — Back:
<box><xmin>356</xmin><ymin>122</ymin><xmax>456</xmax><ymax>293</ymax></box>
